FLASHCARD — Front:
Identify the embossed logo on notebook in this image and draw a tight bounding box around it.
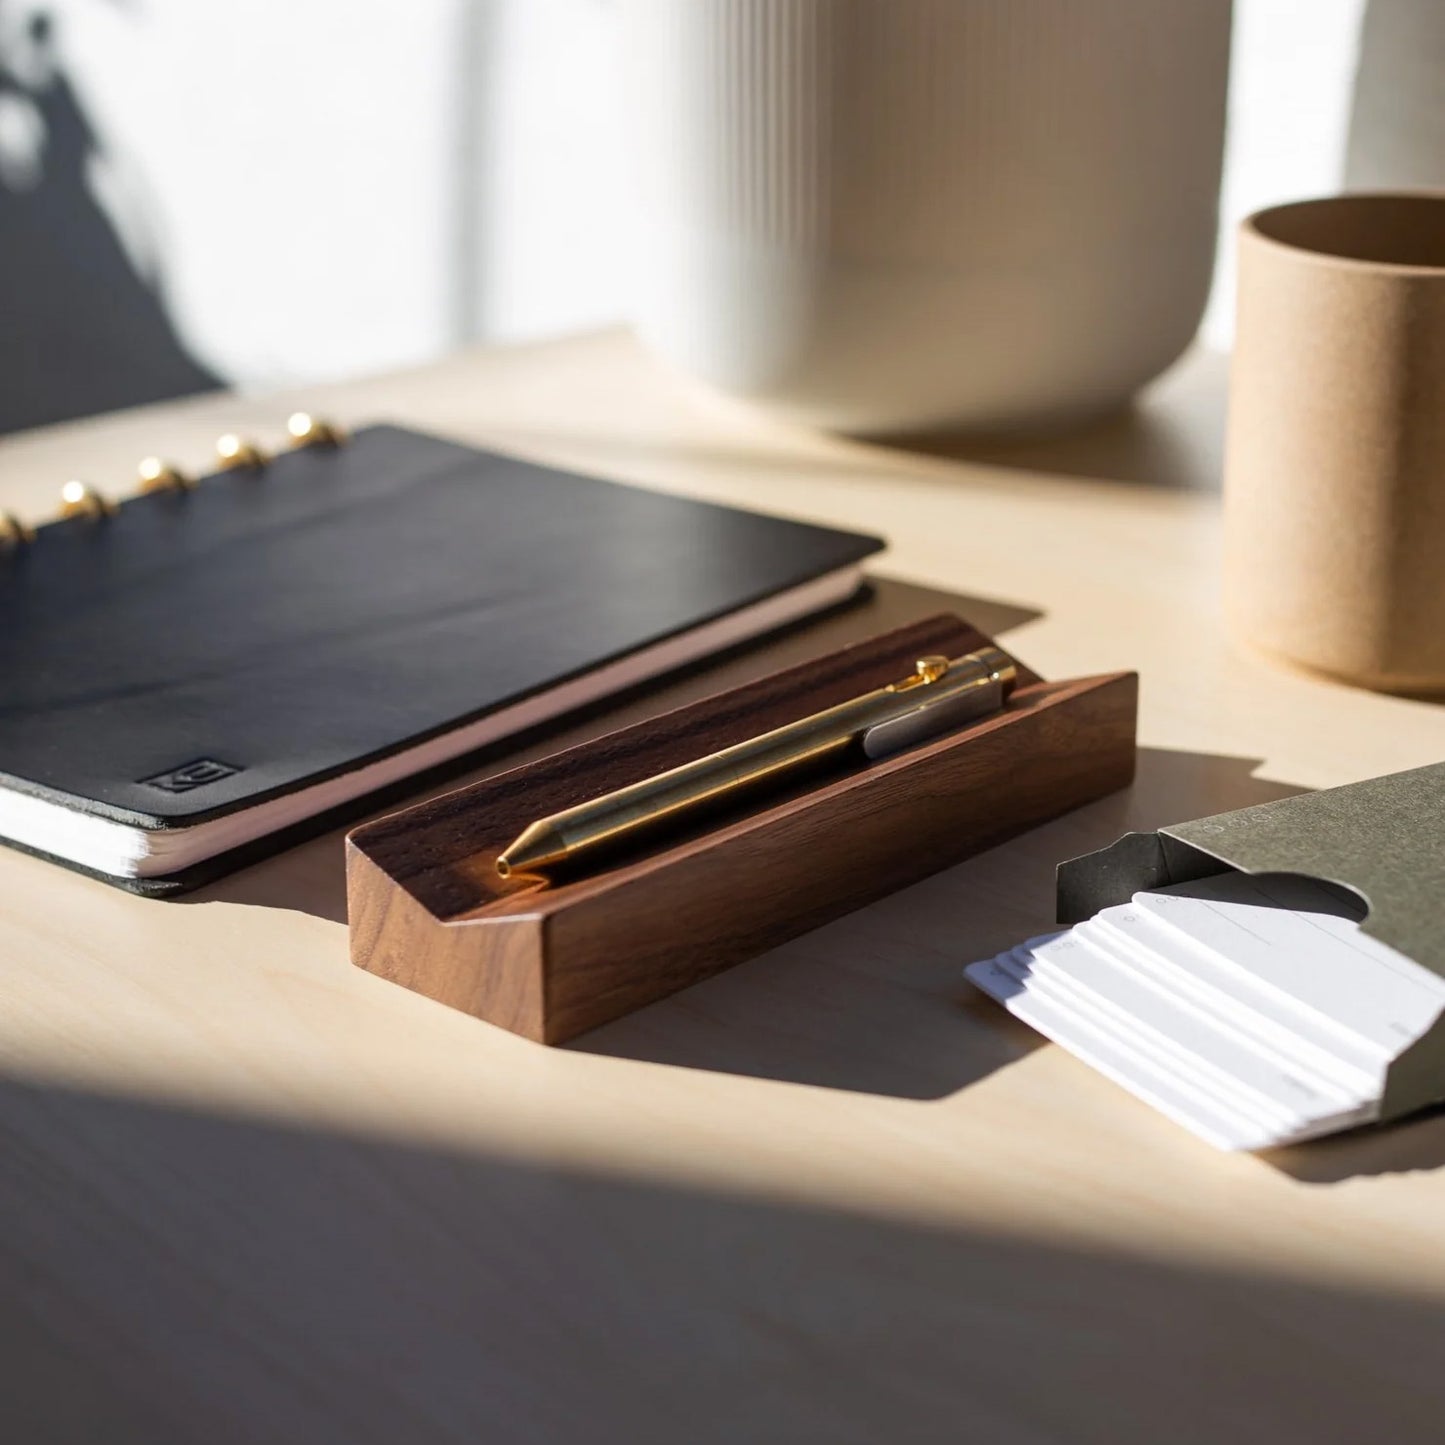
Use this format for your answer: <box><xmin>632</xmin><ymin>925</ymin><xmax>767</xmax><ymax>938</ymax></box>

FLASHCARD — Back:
<box><xmin>139</xmin><ymin>758</ymin><xmax>242</xmax><ymax>793</ymax></box>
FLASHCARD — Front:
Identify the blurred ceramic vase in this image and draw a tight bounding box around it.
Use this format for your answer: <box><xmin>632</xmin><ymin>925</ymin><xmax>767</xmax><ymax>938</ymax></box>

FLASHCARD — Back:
<box><xmin>621</xmin><ymin>0</ymin><xmax>1232</xmax><ymax>435</ymax></box>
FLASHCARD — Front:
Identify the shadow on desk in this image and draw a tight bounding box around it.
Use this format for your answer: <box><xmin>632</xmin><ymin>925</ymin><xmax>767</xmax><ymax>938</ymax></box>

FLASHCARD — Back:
<box><xmin>881</xmin><ymin>349</ymin><xmax>1230</xmax><ymax>492</ymax></box>
<box><xmin>0</xmin><ymin>1073</ymin><xmax>1442</xmax><ymax>1444</ymax></box>
<box><xmin>494</xmin><ymin>346</ymin><xmax>1228</xmax><ymax>496</ymax></box>
<box><xmin>1264</xmin><ymin>1107</ymin><xmax>1445</xmax><ymax>1185</ymax></box>
<box><xmin>581</xmin><ymin>742</ymin><xmax>1445</xmax><ymax>1183</ymax></box>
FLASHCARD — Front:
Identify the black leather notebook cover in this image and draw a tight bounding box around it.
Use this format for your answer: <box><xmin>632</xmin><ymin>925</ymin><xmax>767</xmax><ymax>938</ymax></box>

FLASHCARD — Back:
<box><xmin>0</xmin><ymin>424</ymin><xmax>882</xmax><ymax>893</ymax></box>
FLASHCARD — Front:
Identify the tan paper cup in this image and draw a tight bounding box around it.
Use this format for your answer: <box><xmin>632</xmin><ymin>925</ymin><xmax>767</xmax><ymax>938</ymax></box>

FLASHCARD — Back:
<box><xmin>1224</xmin><ymin>193</ymin><xmax>1445</xmax><ymax>693</ymax></box>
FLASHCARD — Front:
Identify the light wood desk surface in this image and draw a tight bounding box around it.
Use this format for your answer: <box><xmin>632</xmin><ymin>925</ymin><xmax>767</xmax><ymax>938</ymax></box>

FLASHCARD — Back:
<box><xmin>2</xmin><ymin>332</ymin><xmax>1443</xmax><ymax>1444</ymax></box>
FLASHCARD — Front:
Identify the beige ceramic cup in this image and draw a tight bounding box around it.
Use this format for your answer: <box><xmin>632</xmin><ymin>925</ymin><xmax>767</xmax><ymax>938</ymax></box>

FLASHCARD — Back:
<box><xmin>1224</xmin><ymin>193</ymin><xmax>1445</xmax><ymax>693</ymax></box>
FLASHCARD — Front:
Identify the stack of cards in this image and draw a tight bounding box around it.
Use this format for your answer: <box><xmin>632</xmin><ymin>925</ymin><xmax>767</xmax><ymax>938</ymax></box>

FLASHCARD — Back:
<box><xmin>966</xmin><ymin>872</ymin><xmax>1445</xmax><ymax>1150</ymax></box>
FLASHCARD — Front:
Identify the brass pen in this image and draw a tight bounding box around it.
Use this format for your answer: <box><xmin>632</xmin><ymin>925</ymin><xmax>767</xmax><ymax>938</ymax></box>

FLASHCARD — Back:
<box><xmin>496</xmin><ymin>645</ymin><xmax>1017</xmax><ymax>880</ymax></box>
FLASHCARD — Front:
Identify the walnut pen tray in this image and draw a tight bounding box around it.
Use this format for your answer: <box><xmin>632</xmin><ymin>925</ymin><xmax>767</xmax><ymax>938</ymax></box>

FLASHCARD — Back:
<box><xmin>346</xmin><ymin>614</ymin><xmax>1138</xmax><ymax>1043</ymax></box>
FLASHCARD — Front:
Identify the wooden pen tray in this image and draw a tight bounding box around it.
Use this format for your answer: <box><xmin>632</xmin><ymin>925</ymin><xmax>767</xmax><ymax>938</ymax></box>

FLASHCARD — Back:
<box><xmin>346</xmin><ymin>615</ymin><xmax>1137</xmax><ymax>1043</ymax></box>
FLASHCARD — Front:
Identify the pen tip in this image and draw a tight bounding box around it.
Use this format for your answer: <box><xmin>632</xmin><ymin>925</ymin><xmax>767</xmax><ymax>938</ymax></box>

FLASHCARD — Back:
<box><xmin>493</xmin><ymin>822</ymin><xmax>570</xmax><ymax>880</ymax></box>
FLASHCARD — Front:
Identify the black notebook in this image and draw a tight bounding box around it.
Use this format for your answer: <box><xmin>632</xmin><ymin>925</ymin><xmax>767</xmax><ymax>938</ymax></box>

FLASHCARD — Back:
<box><xmin>0</xmin><ymin>424</ymin><xmax>882</xmax><ymax>893</ymax></box>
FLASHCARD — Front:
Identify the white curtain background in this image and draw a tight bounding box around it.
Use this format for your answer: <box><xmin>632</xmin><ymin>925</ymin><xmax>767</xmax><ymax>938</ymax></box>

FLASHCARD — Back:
<box><xmin>2</xmin><ymin>0</ymin><xmax>1439</xmax><ymax>394</ymax></box>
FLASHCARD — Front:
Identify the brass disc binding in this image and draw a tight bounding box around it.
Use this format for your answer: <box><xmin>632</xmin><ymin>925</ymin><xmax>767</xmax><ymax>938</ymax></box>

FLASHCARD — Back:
<box><xmin>285</xmin><ymin>412</ymin><xmax>346</xmax><ymax>449</ymax></box>
<box><xmin>58</xmin><ymin>480</ymin><xmax>116</xmax><ymax>520</ymax></box>
<box><xmin>215</xmin><ymin>434</ymin><xmax>269</xmax><ymax>470</ymax></box>
<box><xmin>21</xmin><ymin>415</ymin><xmax>347</xmax><ymax>542</ymax></box>
<box><xmin>136</xmin><ymin>457</ymin><xmax>195</xmax><ymax>494</ymax></box>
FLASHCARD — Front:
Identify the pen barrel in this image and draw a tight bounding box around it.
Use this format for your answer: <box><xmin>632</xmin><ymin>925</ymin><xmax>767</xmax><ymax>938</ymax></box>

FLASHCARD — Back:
<box><xmin>544</xmin><ymin>647</ymin><xmax>1016</xmax><ymax>866</ymax></box>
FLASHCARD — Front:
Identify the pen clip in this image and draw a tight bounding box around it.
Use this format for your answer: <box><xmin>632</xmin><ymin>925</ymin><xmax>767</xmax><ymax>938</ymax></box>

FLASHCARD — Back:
<box><xmin>860</xmin><ymin>675</ymin><xmax>1003</xmax><ymax>760</ymax></box>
